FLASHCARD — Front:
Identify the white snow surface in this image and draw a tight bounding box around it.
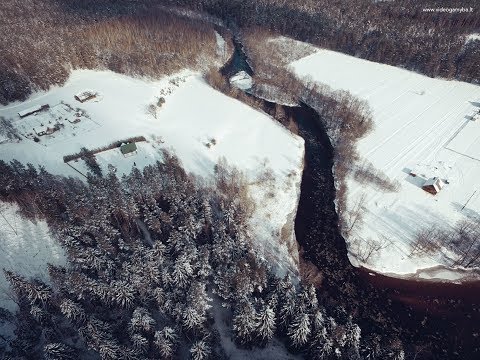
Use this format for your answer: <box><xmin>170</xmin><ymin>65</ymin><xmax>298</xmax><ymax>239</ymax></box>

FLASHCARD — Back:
<box><xmin>0</xmin><ymin>201</ymin><xmax>66</xmax><ymax>312</ymax></box>
<box><xmin>291</xmin><ymin>49</ymin><xmax>480</xmax><ymax>280</ymax></box>
<box><xmin>230</xmin><ymin>71</ymin><xmax>253</xmax><ymax>90</ymax></box>
<box><xmin>0</xmin><ymin>70</ymin><xmax>304</xmax><ymax>311</ymax></box>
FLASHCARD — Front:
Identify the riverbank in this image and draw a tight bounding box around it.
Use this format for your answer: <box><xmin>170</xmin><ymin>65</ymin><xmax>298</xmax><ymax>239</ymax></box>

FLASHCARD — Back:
<box><xmin>208</xmin><ymin>27</ymin><xmax>480</xmax><ymax>358</ymax></box>
<box><xmin>292</xmin><ymin>102</ymin><xmax>480</xmax><ymax>359</ymax></box>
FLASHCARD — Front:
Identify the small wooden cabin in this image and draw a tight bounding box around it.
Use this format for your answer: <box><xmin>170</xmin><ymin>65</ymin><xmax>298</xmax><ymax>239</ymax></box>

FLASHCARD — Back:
<box><xmin>422</xmin><ymin>177</ymin><xmax>445</xmax><ymax>195</ymax></box>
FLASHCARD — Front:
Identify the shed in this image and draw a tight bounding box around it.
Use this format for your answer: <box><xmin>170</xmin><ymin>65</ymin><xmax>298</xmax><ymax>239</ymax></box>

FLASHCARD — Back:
<box><xmin>74</xmin><ymin>90</ymin><xmax>97</xmax><ymax>103</ymax></box>
<box><xmin>422</xmin><ymin>177</ymin><xmax>445</xmax><ymax>195</ymax></box>
<box><xmin>18</xmin><ymin>104</ymin><xmax>49</xmax><ymax>118</ymax></box>
<box><xmin>33</xmin><ymin>125</ymin><xmax>57</xmax><ymax>136</ymax></box>
<box><xmin>120</xmin><ymin>142</ymin><xmax>137</xmax><ymax>156</ymax></box>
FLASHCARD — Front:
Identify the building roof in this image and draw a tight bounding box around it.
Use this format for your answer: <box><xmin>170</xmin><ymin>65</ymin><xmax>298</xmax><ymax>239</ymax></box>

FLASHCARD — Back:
<box><xmin>18</xmin><ymin>104</ymin><xmax>46</xmax><ymax>118</ymax></box>
<box><xmin>120</xmin><ymin>142</ymin><xmax>137</xmax><ymax>155</ymax></box>
<box><xmin>34</xmin><ymin>125</ymin><xmax>49</xmax><ymax>134</ymax></box>
<box><xmin>75</xmin><ymin>90</ymin><xmax>96</xmax><ymax>101</ymax></box>
<box><xmin>423</xmin><ymin>177</ymin><xmax>445</xmax><ymax>192</ymax></box>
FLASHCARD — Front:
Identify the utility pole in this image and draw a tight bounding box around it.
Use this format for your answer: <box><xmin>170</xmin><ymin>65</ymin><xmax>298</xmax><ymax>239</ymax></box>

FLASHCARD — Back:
<box><xmin>461</xmin><ymin>190</ymin><xmax>477</xmax><ymax>211</ymax></box>
<box><xmin>0</xmin><ymin>205</ymin><xmax>18</xmax><ymax>235</ymax></box>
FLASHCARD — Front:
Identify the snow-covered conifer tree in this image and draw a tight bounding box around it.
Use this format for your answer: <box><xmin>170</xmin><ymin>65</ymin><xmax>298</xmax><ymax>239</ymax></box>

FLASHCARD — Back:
<box><xmin>98</xmin><ymin>340</ymin><xmax>121</xmax><ymax>360</ymax></box>
<box><xmin>288</xmin><ymin>312</ymin><xmax>311</xmax><ymax>347</ymax></box>
<box><xmin>256</xmin><ymin>304</ymin><xmax>276</xmax><ymax>343</ymax></box>
<box><xmin>29</xmin><ymin>305</ymin><xmax>47</xmax><ymax>324</ymax></box>
<box><xmin>111</xmin><ymin>280</ymin><xmax>135</xmax><ymax>308</ymax></box>
<box><xmin>279</xmin><ymin>294</ymin><xmax>296</xmax><ymax>329</ymax></box>
<box><xmin>190</xmin><ymin>340</ymin><xmax>211</xmax><ymax>360</ymax></box>
<box><xmin>171</xmin><ymin>253</ymin><xmax>194</xmax><ymax>288</ymax></box>
<box><xmin>187</xmin><ymin>281</ymin><xmax>212</xmax><ymax>319</ymax></box>
<box><xmin>344</xmin><ymin>321</ymin><xmax>361</xmax><ymax>350</ymax></box>
<box><xmin>43</xmin><ymin>343</ymin><xmax>75</xmax><ymax>360</ymax></box>
<box><xmin>312</xmin><ymin>309</ymin><xmax>326</xmax><ymax>335</ymax></box>
<box><xmin>154</xmin><ymin>327</ymin><xmax>178</xmax><ymax>359</ymax></box>
<box><xmin>382</xmin><ymin>339</ymin><xmax>405</xmax><ymax>360</ymax></box>
<box><xmin>183</xmin><ymin>306</ymin><xmax>205</xmax><ymax>331</ymax></box>
<box><xmin>233</xmin><ymin>299</ymin><xmax>258</xmax><ymax>345</ymax></box>
<box><xmin>130</xmin><ymin>307</ymin><xmax>156</xmax><ymax>333</ymax></box>
<box><xmin>131</xmin><ymin>333</ymin><xmax>149</xmax><ymax>354</ymax></box>
<box><xmin>310</xmin><ymin>333</ymin><xmax>334</xmax><ymax>360</ymax></box>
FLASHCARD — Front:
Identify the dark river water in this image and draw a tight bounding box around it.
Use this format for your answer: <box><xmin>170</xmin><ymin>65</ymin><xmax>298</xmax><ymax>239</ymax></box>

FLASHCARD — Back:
<box><xmin>221</xmin><ymin>40</ymin><xmax>480</xmax><ymax>359</ymax></box>
<box><xmin>292</xmin><ymin>104</ymin><xmax>480</xmax><ymax>359</ymax></box>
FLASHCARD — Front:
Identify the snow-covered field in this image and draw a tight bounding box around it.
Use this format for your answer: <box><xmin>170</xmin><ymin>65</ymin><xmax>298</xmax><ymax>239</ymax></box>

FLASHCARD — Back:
<box><xmin>291</xmin><ymin>49</ymin><xmax>480</xmax><ymax>281</ymax></box>
<box><xmin>0</xmin><ymin>70</ymin><xmax>304</xmax><ymax>310</ymax></box>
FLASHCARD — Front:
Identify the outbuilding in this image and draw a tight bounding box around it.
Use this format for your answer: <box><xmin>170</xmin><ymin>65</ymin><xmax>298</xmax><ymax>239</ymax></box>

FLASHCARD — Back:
<box><xmin>33</xmin><ymin>125</ymin><xmax>57</xmax><ymax>136</ymax></box>
<box><xmin>422</xmin><ymin>177</ymin><xmax>445</xmax><ymax>195</ymax></box>
<box><xmin>74</xmin><ymin>90</ymin><xmax>97</xmax><ymax>103</ymax></box>
<box><xmin>18</xmin><ymin>104</ymin><xmax>49</xmax><ymax>118</ymax></box>
<box><xmin>120</xmin><ymin>142</ymin><xmax>137</xmax><ymax>156</ymax></box>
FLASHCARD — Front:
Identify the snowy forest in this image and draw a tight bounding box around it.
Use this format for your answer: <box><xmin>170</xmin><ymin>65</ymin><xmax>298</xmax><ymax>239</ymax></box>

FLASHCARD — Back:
<box><xmin>163</xmin><ymin>0</ymin><xmax>480</xmax><ymax>83</ymax></box>
<box><xmin>1</xmin><ymin>0</ymin><xmax>479</xmax><ymax>104</ymax></box>
<box><xmin>0</xmin><ymin>155</ymin><xmax>407</xmax><ymax>359</ymax></box>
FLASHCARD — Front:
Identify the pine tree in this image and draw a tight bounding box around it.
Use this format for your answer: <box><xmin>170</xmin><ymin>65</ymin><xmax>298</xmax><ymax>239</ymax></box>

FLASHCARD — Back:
<box><xmin>256</xmin><ymin>304</ymin><xmax>276</xmax><ymax>343</ymax></box>
<box><xmin>187</xmin><ymin>281</ymin><xmax>212</xmax><ymax>320</ymax></box>
<box><xmin>344</xmin><ymin>321</ymin><xmax>361</xmax><ymax>350</ymax></box>
<box><xmin>60</xmin><ymin>299</ymin><xmax>86</xmax><ymax>324</ymax></box>
<box><xmin>303</xmin><ymin>284</ymin><xmax>318</xmax><ymax>311</ymax></box>
<box><xmin>131</xmin><ymin>333</ymin><xmax>149</xmax><ymax>354</ymax></box>
<box><xmin>288</xmin><ymin>312</ymin><xmax>311</xmax><ymax>348</ymax></box>
<box><xmin>29</xmin><ymin>305</ymin><xmax>47</xmax><ymax>324</ymax></box>
<box><xmin>310</xmin><ymin>333</ymin><xmax>334</xmax><ymax>360</ymax></box>
<box><xmin>154</xmin><ymin>327</ymin><xmax>178</xmax><ymax>359</ymax></box>
<box><xmin>276</xmin><ymin>274</ymin><xmax>296</xmax><ymax>328</ymax></box>
<box><xmin>4</xmin><ymin>271</ymin><xmax>52</xmax><ymax>305</ymax></box>
<box><xmin>171</xmin><ymin>253</ymin><xmax>194</xmax><ymax>288</ymax></box>
<box><xmin>183</xmin><ymin>306</ymin><xmax>205</xmax><ymax>331</ymax></box>
<box><xmin>232</xmin><ymin>299</ymin><xmax>257</xmax><ymax>345</ymax></box>
<box><xmin>359</xmin><ymin>334</ymin><xmax>381</xmax><ymax>360</ymax></box>
<box><xmin>279</xmin><ymin>295</ymin><xmax>296</xmax><ymax>329</ymax></box>
<box><xmin>111</xmin><ymin>280</ymin><xmax>135</xmax><ymax>308</ymax></box>
<box><xmin>130</xmin><ymin>307</ymin><xmax>156</xmax><ymax>333</ymax></box>
<box><xmin>98</xmin><ymin>340</ymin><xmax>121</xmax><ymax>360</ymax></box>
<box><xmin>190</xmin><ymin>340</ymin><xmax>211</xmax><ymax>360</ymax></box>
<box><xmin>312</xmin><ymin>309</ymin><xmax>326</xmax><ymax>335</ymax></box>
<box><xmin>43</xmin><ymin>343</ymin><xmax>75</xmax><ymax>360</ymax></box>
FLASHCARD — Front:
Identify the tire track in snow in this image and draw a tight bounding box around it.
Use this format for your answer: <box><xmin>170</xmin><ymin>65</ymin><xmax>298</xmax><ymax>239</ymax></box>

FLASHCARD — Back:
<box><xmin>363</xmin><ymin>83</ymin><xmax>460</xmax><ymax>158</ymax></box>
<box><xmin>379</xmin><ymin>92</ymin><xmax>467</xmax><ymax>175</ymax></box>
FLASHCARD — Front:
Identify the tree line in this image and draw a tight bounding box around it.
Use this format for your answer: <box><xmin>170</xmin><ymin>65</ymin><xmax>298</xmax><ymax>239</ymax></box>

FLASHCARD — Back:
<box><xmin>167</xmin><ymin>0</ymin><xmax>479</xmax><ymax>83</ymax></box>
<box><xmin>0</xmin><ymin>0</ymin><xmax>220</xmax><ymax>105</ymax></box>
<box><xmin>2</xmin><ymin>0</ymin><xmax>478</xmax><ymax>105</ymax></box>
